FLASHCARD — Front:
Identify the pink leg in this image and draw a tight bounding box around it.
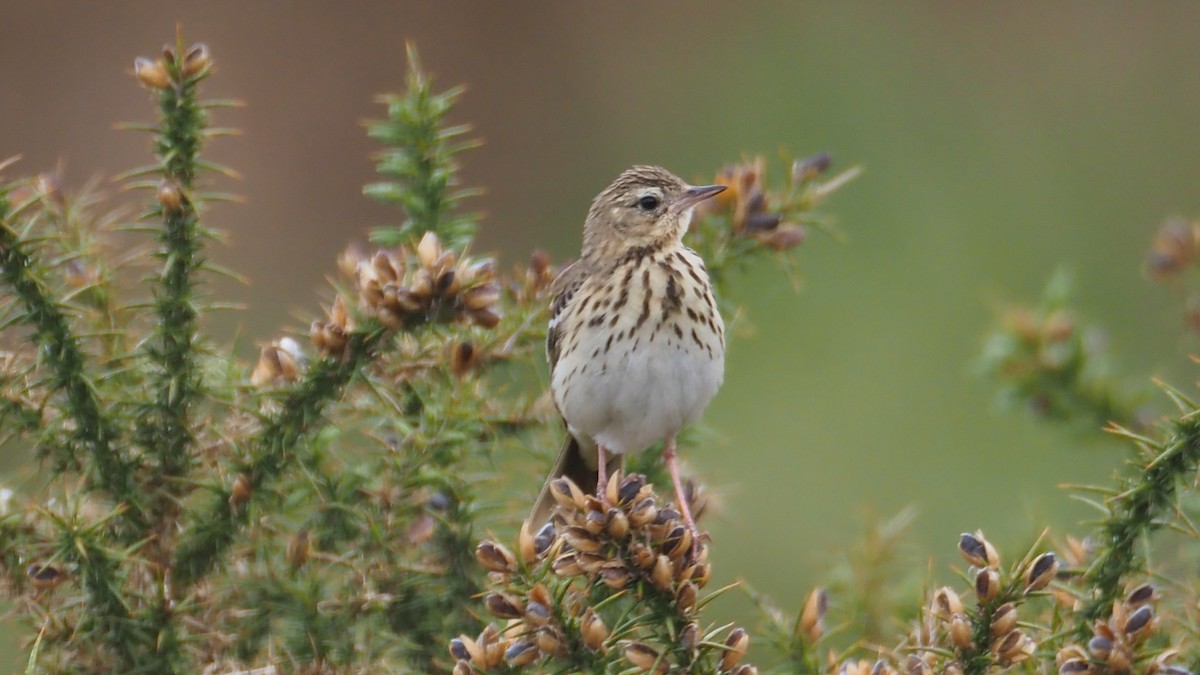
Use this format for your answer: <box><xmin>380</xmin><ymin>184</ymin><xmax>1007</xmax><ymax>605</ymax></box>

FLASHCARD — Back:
<box><xmin>596</xmin><ymin>445</ymin><xmax>608</xmax><ymax>499</ymax></box>
<box><xmin>663</xmin><ymin>436</ymin><xmax>703</xmax><ymax>544</ymax></box>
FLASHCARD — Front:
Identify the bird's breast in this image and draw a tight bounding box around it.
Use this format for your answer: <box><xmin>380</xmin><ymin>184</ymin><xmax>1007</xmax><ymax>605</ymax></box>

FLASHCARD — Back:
<box><xmin>551</xmin><ymin>247</ymin><xmax>725</xmax><ymax>454</ymax></box>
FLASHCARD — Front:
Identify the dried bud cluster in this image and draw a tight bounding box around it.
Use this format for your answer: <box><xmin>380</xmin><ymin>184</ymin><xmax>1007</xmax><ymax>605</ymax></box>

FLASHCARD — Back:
<box><xmin>458</xmin><ymin>472</ymin><xmax>755</xmax><ymax>672</ymax></box>
<box><xmin>250</xmin><ymin>337</ymin><xmax>306</xmax><ymax>387</ymax></box>
<box><xmin>544</xmin><ymin>471</ymin><xmax>710</xmax><ymax>605</ymax></box>
<box><xmin>1146</xmin><ymin>217</ymin><xmax>1200</xmax><ymax>281</ymax></box>
<box><xmin>316</xmin><ymin>233</ymin><xmax>501</xmax><ymax>358</ymax></box>
<box><xmin>925</xmin><ymin>533</ymin><xmax>1057</xmax><ymax>670</ymax></box>
<box><xmin>1144</xmin><ymin>217</ymin><xmax>1200</xmax><ymax>335</ymax></box>
<box><xmin>697</xmin><ymin>155</ymin><xmax>814</xmax><ymax>251</ymax></box>
<box><xmin>133</xmin><ymin>42</ymin><xmax>211</xmax><ymax>90</ymax></box>
<box><xmin>507</xmin><ymin>249</ymin><xmax>557</xmax><ymax>305</ymax></box>
<box><xmin>1057</xmin><ymin>583</ymin><xmax>1173</xmax><ymax>675</ymax></box>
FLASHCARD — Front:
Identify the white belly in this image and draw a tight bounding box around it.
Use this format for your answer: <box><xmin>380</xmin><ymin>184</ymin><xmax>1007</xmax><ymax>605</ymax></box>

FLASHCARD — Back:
<box><xmin>552</xmin><ymin>329</ymin><xmax>724</xmax><ymax>455</ymax></box>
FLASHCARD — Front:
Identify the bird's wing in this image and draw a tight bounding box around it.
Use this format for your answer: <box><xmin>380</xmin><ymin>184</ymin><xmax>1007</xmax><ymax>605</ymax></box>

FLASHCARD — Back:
<box><xmin>545</xmin><ymin>259</ymin><xmax>589</xmax><ymax>373</ymax></box>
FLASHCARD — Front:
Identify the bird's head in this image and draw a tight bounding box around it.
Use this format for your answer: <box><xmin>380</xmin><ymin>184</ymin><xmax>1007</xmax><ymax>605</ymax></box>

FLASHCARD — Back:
<box><xmin>582</xmin><ymin>165</ymin><xmax>725</xmax><ymax>263</ymax></box>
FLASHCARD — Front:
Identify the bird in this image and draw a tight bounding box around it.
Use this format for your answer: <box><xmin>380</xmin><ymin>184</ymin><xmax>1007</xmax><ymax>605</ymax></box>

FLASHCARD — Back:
<box><xmin>529</xmin><ymin>165</ymin><xmax>727</xmax><ymax>543</ymax></box>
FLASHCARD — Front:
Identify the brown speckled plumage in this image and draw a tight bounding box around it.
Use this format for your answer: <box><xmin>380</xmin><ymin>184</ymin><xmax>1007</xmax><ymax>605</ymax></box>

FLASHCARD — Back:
<box><xmin>531</xmin><ymin>166</ymin><xmax>726</xmax><ymax>541</ymax></box>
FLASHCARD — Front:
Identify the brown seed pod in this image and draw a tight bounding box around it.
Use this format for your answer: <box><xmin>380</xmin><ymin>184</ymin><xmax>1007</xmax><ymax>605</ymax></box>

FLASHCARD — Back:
<box><xmin>959</xmin><ymin>531</ymin><xmax>999</xmax><ymax>569</ymax></box>
<box><xmin>158</xmin><ymin>179</ymin><xmax>183</xmax><ymax>212</ymax></box>
<box><xmin>799</xmin><ymin>587</ymin><xmax>827</xmax><ymax>642</ymax></box>
<box><xmin>575</xmin><ymin>552</ymin><xmax>607</xmax><ymax>574</ymax></box>
<box><xmin>651</xmin><ymin>554</ymin><xmax>674</xmax><ymax>590</ymax></box>
<box><xmin>990</xmin><ymin>603</ymin><xmax>1017</xmax><ymax>637</ymax></box>
<box><xmin>532</xmin><ymin>522</ymin><xmax>556</xmax><ymax>558</ymax></box>
<box><xmin>564</xmin><ymin>526</ymin><xmax>603</xmax><ymax>554</ymax></box>
<box><xmin>181</xmin><ymin>43</ymin><xmax>211</xmax><ymax>77</ymax></box>
<box><xmin>454</xmin><ymin>633</ymin><xmax>486</xmax><ymax>668</ymax></box>
<box><xmin>1025</xmin><ymin>551</ymin><xmax>1059</xmax><ymax>592</ymax></box>
<box><xmin>416</xmin><ymin>231</ymin><xmax>442</xmax><ymax>269</ymax></box>
<box><xmin>991</xmin><ymin>630</ymin><xmax>1021</xmax><ymax>658</ymax></box>
<box><xmin>451</xmin><ymin>342</ymin><xmax>478</xmax><ymax>376</ymax></box>
<box><xmin>524</xmin><ymin>600</ymin><xmax>550</xmax><ymax>627</ymax></box>
<box><xmin>517</xmin><ymin>520</ymin><xmax>537</xmax><ymax>564</ymax></box>
<box><xmin>1123</xmin><ymin>605</ymin><xmax>1153</xmax><ymax>636</ymax></box>
<box><xmin>723</xmin><ymin>627</ymin><xmax>750</xmax><ymax>671</ymax></box>
<box><xmin>975</xmin><ymin>567</ymin><xmax>1000</xmax><ymax>602</ymax></box>
<box><xmin>484</xmin><ymin>592</ymin><xmax>524</xmax><ymax>620</ymax></box>
<box><xmin>662</xmin><ymin>525</ymin><xmax>692</xmax><ymax>561</ymax></box>
<box><xmin>1087</xmin><ymin>636</ymin><xmax>1113</xmax><ymax>659</ymax></box>
<box><xmin>675</xmin><ymin>580</ymin><xmax>698</xmax><ymax>612</ymax></box>
<box><xmin>997</xmin><ymin>631</ymin><xmax>1035</xmax><ymax>665</ymax></box>
<box><xmin>448</xmin><ymin>637</ymin><xmax>471</xmax><ymax>662</ymax></box>
<box><xmin>536</xmin><ymin>626</ymin><xmax>566</xmax><ymax>657</ymax></box>
<box><xmin>616</xmin><ymin>473</ymin><xmax>645</xmax><ymax>504</ymax></box>
<box><xmin>600</xmin><ymin>562</ymin><xmax>634</xmax><ymax>590</ymax></box>
<box><xmin>684</xmin><ymin>560</ymin><xmax>711</xmax><ymax>588</ymax></box>
<box><xmin>679</xmin><ymin>622</ymin><xmax>699</xmax><ymax>651</ymax></box>
<box><xmin>581</xmin><ymin>608</ymin><xmax>607</xmax><ymax>651</ymax></box>
<box><xmin>475</xmin><ymin>541</ymin><xmax>517</xmax><ymax>574</ymax></box>
<box><xmin>606</xmin><ymin>508</ymin><xmax>630</xmax><ymax>540</ymax></box>
<box><xmin>624</xmin><ymin>642</ymin><xmax>664</xmax><ymax>672</ymax></box>
<box><xmin>134</xmin><ymin>57</ymin><xmax>171</xmax><ymax>89</ymax></box>
<box><xmin>581</xmin><ymin>507</ymin><xmax>607</xmax><ymax>536</ymax></box>
<box><xmin>550</xmin><ymin>478</ymin><xmax>586</xmax><ymax>512</ymax></box>
<box><xmin>1126</xmin><ymin>583</ymin><xmax>1156</xmax><ymax>608</ymax></box>
<box><xmin>628</xmin><ymin>497</ymin><xmax>658</xmax><ymax>528</ymax></box>
<box><xmin>469</xmin><ymin>306</ymin><xmax>502</xmax><ymax>328</ymax></box>
<box><xmin>932</xmin><ymin>586</ymin><xmax>963</xmax><ymax>619</ymax></box>
<box><xmin>504</xmin><ymin>639</ymin><xmax>539</xmax><ymax>667</ymax></box>
<box><xmin>463</xmin><ymin>282</ymin><xmax>501</xmax><ymax>311</ymax></box>
<box><xmin>552</xmin><ymin>553</ymin><xmax>584</xmax><ymax>577</ymax></box>
<box><xmin>950</xmin><ymin>613</ymin><xmax>973</xmax><ymax>651</ymax></box>
<box><xmin>629</xmin><ymin>541</ymin><xmax>656</xmax><ymax>570</ymax></box>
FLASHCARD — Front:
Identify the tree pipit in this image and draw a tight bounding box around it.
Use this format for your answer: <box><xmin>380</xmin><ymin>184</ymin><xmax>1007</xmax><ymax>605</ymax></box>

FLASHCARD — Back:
<box><xmin>531</xmin><ymin>166</ymin><xmax>726</xmax><ymax>545</ymax></box>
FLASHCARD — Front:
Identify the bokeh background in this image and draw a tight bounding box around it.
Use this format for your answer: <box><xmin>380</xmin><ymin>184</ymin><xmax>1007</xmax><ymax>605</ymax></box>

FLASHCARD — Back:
<box><xmin>4</xmin><ymin>1</ymin><xmax>1200</xmax><ymax>668</ymax></box>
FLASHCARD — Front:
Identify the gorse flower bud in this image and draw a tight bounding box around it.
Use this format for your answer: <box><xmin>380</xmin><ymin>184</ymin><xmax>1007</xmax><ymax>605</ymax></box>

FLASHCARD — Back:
<box><xmin>134</xmin><ymin>57</ymin><xmax>171</xmax><ymax>89</ymax></box>
<box><xmin>475</xmin><ymin>540</ymin><xmax>517</xmax><ymax>574</ymax></box>
<box><xmin>975</xmin><ymin>567</ymin><xmax>1000</xmax><ymax>602</ymax></box>
<box><xmin>1024</xmin><ymin>551</ymin><xmax>1058</xmax><ymax>592</ymax></box>
<box><xmin>181</xmin><ymin>43</ymin><xmax>211</xmax><ymax>77</ymax></box>
<box><xmin>959</xmin><ymin>531</ymin><xmax>999</xmax><ymax>569</ymax></box>
<box><xmin>723</xmin><ymin>627</ymin><xmax>750</xmax><ymax>670</ymax></box>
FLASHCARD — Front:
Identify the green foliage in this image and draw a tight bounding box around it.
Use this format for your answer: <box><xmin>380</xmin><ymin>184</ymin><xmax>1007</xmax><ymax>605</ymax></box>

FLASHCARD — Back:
<box><xmin>978</xmin><ymin>270</ymin><xmax>1139</xmax><ymax>431</ymax></box>
<box><xmin>365</xmin><ymin>44</ymin><xmax>482</xmax><ymax>250</ymax></box>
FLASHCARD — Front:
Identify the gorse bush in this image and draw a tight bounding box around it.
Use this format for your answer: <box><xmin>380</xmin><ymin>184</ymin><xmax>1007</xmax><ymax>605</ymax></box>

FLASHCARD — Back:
<box><xmin>0</xmin><ymin>31</ymin><xmax>1196</xmax><ymax>675</ymax></box>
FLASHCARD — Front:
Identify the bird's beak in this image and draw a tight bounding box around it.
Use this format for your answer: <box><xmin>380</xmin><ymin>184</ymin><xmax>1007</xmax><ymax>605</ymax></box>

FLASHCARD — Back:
<box><xmin>673</xmin><ymin>184</ymin><xmax>726</xmax><ymax>212</ymax></box>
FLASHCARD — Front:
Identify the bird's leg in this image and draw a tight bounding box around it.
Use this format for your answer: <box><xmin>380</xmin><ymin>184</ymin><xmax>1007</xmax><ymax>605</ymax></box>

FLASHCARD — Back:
<box><xmin>663</xmin><ymin>435</ymin><xmax>704</xmax><ymax>546</ymax></box>
<box><xmin>596</xmin><ymin>445</ymin><xmax>609</xmax><ymax>502</ymax></box>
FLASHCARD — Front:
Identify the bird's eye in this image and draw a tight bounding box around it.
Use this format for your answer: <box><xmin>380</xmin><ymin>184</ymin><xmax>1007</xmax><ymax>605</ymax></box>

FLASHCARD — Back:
<box><xmin>636</xmin><ymin>195</ymin><xmax>660</xmax><ymax>211</ymax></box>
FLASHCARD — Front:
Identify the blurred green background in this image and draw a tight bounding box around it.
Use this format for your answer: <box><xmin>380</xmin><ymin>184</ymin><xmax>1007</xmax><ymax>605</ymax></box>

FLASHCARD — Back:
<box><xmin>3</xmin><ymin>1</ymin><xmax>1200</xmax><ymax>668</ymax></box>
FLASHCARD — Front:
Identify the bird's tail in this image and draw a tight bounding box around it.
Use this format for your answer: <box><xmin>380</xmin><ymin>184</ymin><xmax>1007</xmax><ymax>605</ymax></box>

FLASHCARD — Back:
<box><xmin>529</xmin><ymin>435</ymin><xmax>613</xmax><ymax>528</ymax></box>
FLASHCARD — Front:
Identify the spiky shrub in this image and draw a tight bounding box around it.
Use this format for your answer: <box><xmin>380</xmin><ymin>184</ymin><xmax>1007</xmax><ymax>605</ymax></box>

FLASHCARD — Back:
<box><xmin>9</xmin><ymin>30</ymin><xmax>1200</xmax><ymax>675</ymax></box>
<box><xmin>0</xmin><ymin>35</ymin><xmax>854</xmax><ymax>674</ymax></box>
